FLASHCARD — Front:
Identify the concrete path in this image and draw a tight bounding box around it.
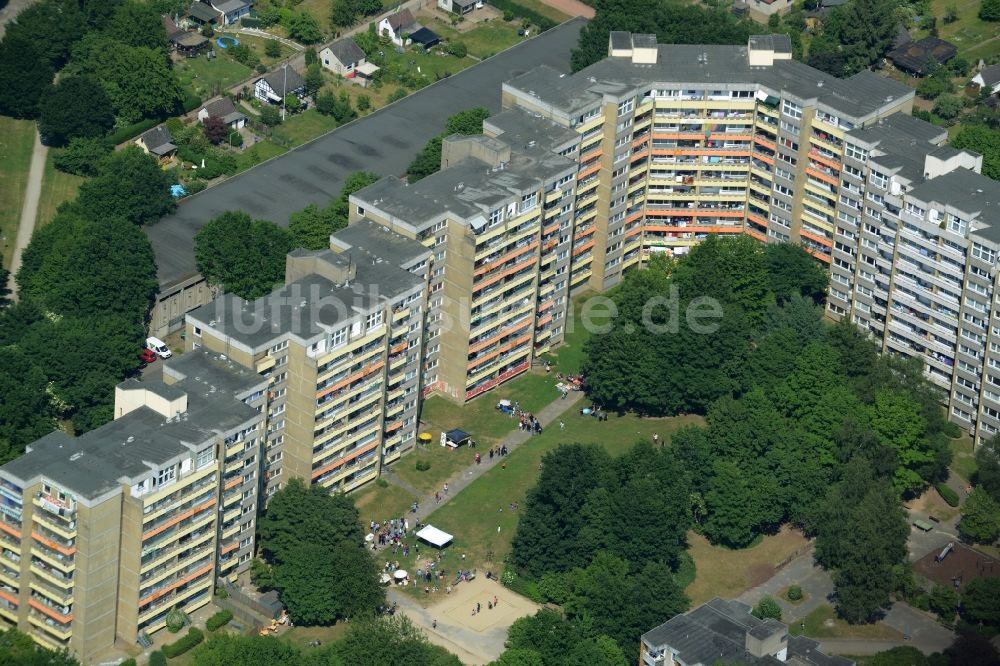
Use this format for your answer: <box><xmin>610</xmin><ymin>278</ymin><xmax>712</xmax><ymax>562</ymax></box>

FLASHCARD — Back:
<box><xmin>381</xmin><ymin>387</ymin><xmax>587</xmax><ymax>530</ymax></box>
<box><xmin>882</xmin><ymin>602</ymin><xmax>956</xmax><ymax>655</ymax></box>
<box><xmin>737</xmin><ymin>550</ymin><xmax>832</xmax><ymax>624</ymax></box>
<box><xmin>5</xmin><ymin>128</ymin><xmax>46</xmax><ymax>301</ymax></box>
<box><xmin>818</xmin><ymin>638</ymin><xmax>909</xmax><ymax>656</ymax></box>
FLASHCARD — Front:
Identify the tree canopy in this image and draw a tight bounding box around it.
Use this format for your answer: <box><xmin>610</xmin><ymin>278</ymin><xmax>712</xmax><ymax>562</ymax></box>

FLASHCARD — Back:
<box><xmin>38</xmin><ymin>75</ymin><xmax>115</xmax><ymax>146</ymax></box>
<box><xmin>0</xmin><ymin>626</ymin><xmax>80</xmax><ymax>665</ymax></box>
<box><xmin>75</xmin><ymin>146</ymin><xmax>175</xmax><ymax>225</ymax></box>
<box><xmin>289</xmin><ymin>171</ymin><xmax>379</xmax><ymax>250</ymax></box>
<box><xmin>407</xmin><ymin>108</ymin><xmax>491</xmax><ymax>181</ymax></box>
<box><xmin>194</xmin><ymin>211</ymin><xmax>293</xmax><ymax>300</ymax></box>
<box><xmin>255</xmin><ymin>479</ymin><xmax>384</xmax><ymax>624</ymax></box>
<box><xmin>571</xmin><ymin>0</ymin><xmax>752</xmax><ymax>72</ymax></box>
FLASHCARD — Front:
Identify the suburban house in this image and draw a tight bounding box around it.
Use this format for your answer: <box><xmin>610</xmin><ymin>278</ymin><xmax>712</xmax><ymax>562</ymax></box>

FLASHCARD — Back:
<box><xmin>379</xmin><ymin>9</ymin><xmax>418</xmax><ymax>47</ymax></box>
<box><xmin>209</xmin><ymin>0</ymin><xmax>252</xmax><ymax>25</ymax></box>
<box><xmin>162</xmin><ymin>14</ymin><xmax>209</xmax><ymax>56</ymax></box>
<box><xmin>186</xmin><ymin>1</ymin><xmax>220</xmax><ymax>25</ymax></box>
<box><xmin>320</xmin><ymin>38</ymin><xmax>381</xmax><ymax>86</ymax></box>
<box><xmin>971</xmin><ymin>63</ymin><xmax>1000</xmax><ymax>95</ymax></box>
<box><xmin>437</xmin><ymin>0</ymin><xmax>480</xmax><ymax>15</ymax></box>
<box><xmin>254</xmin><ymin>66</ymin><xmax>306</xmax><ymax>104</ymax></box>
<box><xmin>197</xmin><ymin>97</ymin><xmax>248</xmax><ymax>129</ymax></box>
<box><xmin>888</xmin><ymin>35</ymin><xmax>958</xmax><ymax>75</ymax></box>
<box><xmin>135</xmin><ymin>125</ymin><xmax>177</xmax><ymax>166</ymax></box>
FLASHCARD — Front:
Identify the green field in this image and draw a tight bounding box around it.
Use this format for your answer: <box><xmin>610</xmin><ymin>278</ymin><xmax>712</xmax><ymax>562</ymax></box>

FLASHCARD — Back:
<box><xmin>541</xmin><ymin>294</ymin><xmax>593</xmax><ymax>375</ymax></box>
<box><xmin>386</xmin><ymin>409</ymin><xmax>704</xmax><ymax>602</ymax></box>
<box><xmin>269</xmin><ymin>109</ymin><xmax>340</xmax><ymax>147</ymax></box>
<box><xmin>927</xmin><ymin>0</ymin><xmax>1000</xmax><ymax>61</ymax></box>
<box><xmin>950</xmin><ymin>434</ymin><xmax>978</xmax><ymax>484</ymax></box>
<box><xmin>176</xmin><ymin>53</ymin><xmax>253</xmax><ymax>100</ymax></box>
<box><xmin>790</xmin><ymin>604</ymin><xmax>903</xmax><ymax>640</ymax></box>
<box><xmin>35</xmin><ymin>151</ymin><xmax>85</xmax><ymax>228</ymax></box>
<box><xmin>0</xmin><ymin>117</ymin><xmax>36</xmax><ymax>269</ymax></box>
<box><xmin>420</xmin><ymin>16</ymin><xmax>526</xmax><ymax>59</ymax></box>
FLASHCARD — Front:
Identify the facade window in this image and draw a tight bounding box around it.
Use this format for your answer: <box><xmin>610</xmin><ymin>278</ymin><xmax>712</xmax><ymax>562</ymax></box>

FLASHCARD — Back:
<box><xmin>947</xmin><ymin>214</ymin><xmax>967</xmax><ymax>235</ymax></box>
<box><xmin>845</xmin><ymin>143</ymin><xmax>868</xmax><ymax>162</ymax></box>
<box><xmin>781</xmin><ymin>100</ymin><xmax>802</xmax><ymax>119</ymax></box>
<box><xmin>519</xmin><ymin>192</ymin><xmax>538</xmax><ymax>213</ymax></box>
<box><xmin>157</xmin><ymin>465</ymin><xmax>176</xmax><ymax>486</ymax></box>
<box><xmin>331</xmin><ymin>327</ymin><xmax>347</xmax><ymax>347</ymax></box>
<box><xmin>617</xmin><ymin>98</ymin><xmax>634</xmax><ymax>116</ymax></box>
<box><xmin>489</xmin><ymin>208</ymin><xmax>504</xmax><ymax>226</ymax></box>
<box><xmin>366</xmin><ymin>311</ymin><xmax>383</xmax><ymax>330</ymax></box>
<box><xmin>972</xmin><ymin>243</ymin><xmax>996</xmax><ymax>263</ymax></box>
<box><xmin>196</xmin><ymin>447</ymin><xmax>213</xmax><ymax>469</ymax></box>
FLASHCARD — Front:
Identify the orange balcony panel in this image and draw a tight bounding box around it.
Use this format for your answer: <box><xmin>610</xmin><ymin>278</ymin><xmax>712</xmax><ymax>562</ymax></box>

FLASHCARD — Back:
<box><xmin>536</xmin><ymin>313</ymin><xmax>553</xmax><ymax>327</ymax></box>
<box><xmin>645</xmin><ymin>209</ymin><xmax>743</xmax><ymax>218</ymax></box>
<box><xmin>311</xmin><ymin>441</ymin><xmax>380</xmax><ymax>480</ymax></box>
<box><xmin>473</xmin><ymin>257</ymin><xmax>537</xmax><ymax>293</ymax></box>
<box><xmin>32</xmin><ymin>533</ymin><xmax>75</xmax><ymax>557</ymax></box>
<box><xmin>573</xmin><ymin>239</ymin><xmax>596</xmax><ymax>256</ymax></box>
<box><xmin>142</xmin><ymin>499</ymin><xmax>215</xmax><ymax>542</ymax></box>
<box><xmin>625</xmin><ymin>226</ymin><xmax>643</xmax><ymax>239</ymax></box>
<box><xmin>645</xmin><ymin>225</ymin><xmax>741</xmax><ymax>234</ymax></box>
<box><xmin>808</xmin><ymin>150</ymin><xmax>841</xmax><ymax>171</ymax></box>
<box><xmin>467</xmin><ymin>334</ymin><xmax>533</xmax><ymax>371</ymax></box>
<box><xmin>138</xmin><ymin>563</ymin><xmax>213</xmax><ymax>607</ymax></box>
<box><xmin>746</xmin><ymin>228</ymin><xmax>766</xmax><ymax>242</ymax></box>
<box><xmin>0</xmin><ymin>590</ymin><xmax>17</xmax><ymax>607</ymax></box>
<box><xmin>385</xmin><ymin>421</ymin><xmax>403</xmax><ymax>433</ymax></box>
<box><xmin>474</xmin><ymin>241</ymin><xmax>539</xmax><ymax>278</ymax></box>
<box><xmin>626</xmin><ymin>210</ymin><xmax>644</xmax><ymax>224</ymax></box>
<box><xmin>651</xmin><ymin>149</ymin><xmax>751</xmax><ymax>158</ymax></box>
<box><xmin>751</xmin><ymin>152</ymin><xmax>774</xmax><ymax>166</ymax></box>
<box><xmin>29</xmin><ymin>599</ymin><xmax>72</xmax><ymax>624</ymax></box>
<box><xmin>537</xmin><ymin>299</ymin><xmax>554</xmax><ymax>313</ymax></box>
<box><xmin>807</xmin><ymin>168</ymin><xmax>839</xmax><ymax>188</ymax></box>
<box><xmin>0</xmin><ymin>522</ymin><xmax>19</xmax><ymax>539</ymax></box>
<box><xmin>391</xmin><ymin>341</ymin><xmax>408</xmax><ymax>354</ymax></box>
<box><xmin>465</xmin><ymin>359</ymin><xmax>531</xmax><ymax>401</ymax></box>
<box><xmin>543</xmin><ymin>221</ymin><xmax>560</xmax><ymax>236</ymax></box>
<box><xmin>800</xmin><ymin>229</ymin><xmax>833</xmax><ymax>247</ymax></box>
<box><xmin>806</xmin><ymin>248</ymin><xmax>833</xmax><ymax>263</ymax></box>
<box><xmin>577</xmin><ymin>164</ymin><xmax>601</xmax><ymax>181</ymax></box>
<box><xmin>315</xmin><ymin>361</ymin><xmax>385</xmax><ymax>400</ymax></box>
<box><xmin>469</xmin><ymin>319</ymin><xmax>532</xmax><ymax>355</ymax></box>
<box><xmin>753</xmin><ymin>136</ymin><xmax>776</xmax><ymax>151</ymax></box>
<box><xmin>221</xmin><ymin>542</ymin><xmax>239</xmax><ymax>554</ymax></box>
<box><xmin>223</xmin><ymin>477</ymin><xmax>242</xmax><ymax>491</ymax></box>
<box><xmin>574</xmin><ymin>226</ymin><xmax>596</xmax><ymax>241</ymax></box>
<box><xmin>543</xmin><ymin>239</ymin><xmax>558</xmax><ymax>251</ymax></box>
<box><xmin>746</xmin><ymin>212</ymin><xmax>767</xmax><ymax>227</ymax></box>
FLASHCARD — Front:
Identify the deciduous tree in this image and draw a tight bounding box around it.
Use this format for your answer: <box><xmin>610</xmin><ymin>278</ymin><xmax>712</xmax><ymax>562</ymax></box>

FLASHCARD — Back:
<box><xmin>75</xmin><ymin>146</ymin><xmax>175</xmax><ymax>225</ymax></box>
<box><xmin>39</xmin><ymin>75</ymin><xmax>114</xmax><ymax>146</ymax></box>
<box><xmin>194</xmin><ymin>211</ymin><xmax>292</xmax><ymax>299</ymax></box>
<box><xmin>959</xmin><ymin>487</ymin><xmax>1000</xmax><ymax>543</ymax></box>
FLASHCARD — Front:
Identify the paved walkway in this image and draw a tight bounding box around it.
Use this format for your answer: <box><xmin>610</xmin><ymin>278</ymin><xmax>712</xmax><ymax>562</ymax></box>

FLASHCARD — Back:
<box><xmin>737</xmin><ymin>549</ymin><xmax>832</xmax><ymax>624</ymax></box>
<box><xmin>381</xmin><ymin>387</ymin><xmax>587</xmax><ymax>530</ymax></box>
<box><xmin>6</xmin><ymin>128</ymin><xmax>46</xmax><ymax>301</ymax></box>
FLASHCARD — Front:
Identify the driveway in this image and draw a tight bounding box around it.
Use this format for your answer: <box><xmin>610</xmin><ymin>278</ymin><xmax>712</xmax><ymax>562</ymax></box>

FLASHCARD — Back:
<box><xmin>147</xmin><ymin>18</ymin><xmax>586</xmax><ymax>291</ymax></box>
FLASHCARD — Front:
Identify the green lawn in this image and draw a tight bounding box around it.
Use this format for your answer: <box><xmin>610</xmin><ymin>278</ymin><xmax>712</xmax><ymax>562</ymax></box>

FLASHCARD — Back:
<box><xmin>0</xmin><ymin>116</ymin><xmax>36</xmax><ymax>269</ymax></box>
<box><xmin>420</xmin><ymin>16</ymin><xmax>526</xmax><ymax>59</ymax></box>
<box><xmin>234</xmin><ymin>34</ymin><xmax>298</xmax><ymax>67</ymax></box>
<box><xmin>789</xmin><ymin>604</ymin><xmax>903</xmax><ymax>641</ymax></box>
<box><xmin>234</xmin><ymin>140</ymin><xmax>288</xmax><ymax>173</ymax></box>
<box><xmin>508</xmin><ymin>0</ymin><xmax>571</xmax><ymax>23</ymax></box>
<box><xmin>374</xmin><ymin>45</ymin><xmax>478</xmax><ymax>90</ymax></box>
<box><xmin>387</xmin><ymin>410</ymin><xmax>704</xmax><ymax>602</ymax></box>
<box><xmin>950</xmin><ymin>434</ymin><xmax>978</xmax><ymax>484</ymax></box>
<box><xmin>420</xmin><ymin>372</ymin><xmax>560</xmax><ymax>448</ymax></box>
<box><xmin>35</xmin><ymin>151</ymin><xmax>85</xmax><ymax>228</ymax></box>
<box><xmin>269</xmin><ymin>109</ymin><xmax>340</xmax><ymax>147</ymax></box>
<box><xmin>175</xmin><ymin>53</ymin><xmax>253</xmax><ymax>100</ymax></box>
<box><xmin>352</xmin><ymin>480</ymin><xmax>418</xmax><ymax>525</ymax></box>
<box><xmin>926</xmin><ymin>0</ymin><xmax>1000</xmax><ymax>61</ymax></box>
<box><xmin>541</xmin><ymin>293</ymin><xmax>593</xmax><ymax>375</ymax></box>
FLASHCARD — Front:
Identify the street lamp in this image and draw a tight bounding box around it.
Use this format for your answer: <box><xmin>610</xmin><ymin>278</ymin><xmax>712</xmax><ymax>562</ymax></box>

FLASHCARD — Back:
<box><xmin>281</xmin><ymin>63</ymin><xmax>287</xmax><ymax>121</ymax></box>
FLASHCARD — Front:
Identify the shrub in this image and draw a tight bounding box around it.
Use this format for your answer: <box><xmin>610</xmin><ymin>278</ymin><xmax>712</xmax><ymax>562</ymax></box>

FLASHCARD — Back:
<box><xmin>241</xmin><ymin>16</ymin><xmax>261</xmax><ymax>28</ymax></box>
<box><xmin>52</xmin><ymin>137</ymin><xmax>111</xmax><ymax>176</ymax></box>
<box><xmin>538</xmin><ymin>572</ymin><xmax>570</xmax><ymax>604</ymax></box>
<box><xmin>206</xmin><ymin>609</ymin><xmax>234</xmax><ymax>631</ymax></box>
<box><xmin>933</xmin><ymin>94</ymin><xmax>964</xmax><ymax>121</ymax></box>
<box><xmin>165</xmin><ymin>608</ymin><xmax>187</xmax><ymax>633</ymax></box>
<box><xmin>182</xmin><ymin>93</ymin><xmax>203</xmax><ymax>114</ymax></box>
<box><xmin>149</xmin><ymin>652</ymin><xmax>167</xmax><ymax>666</ymax></box>
<box><xmin>357</xmin><ymin>95</ymin><xmax>371</xmax><ymax>111</ymax></box>
<box><xmin>787</xmin><ymin>585</ymin><xmax>803</xmax><ymax>601</ymax></box>
<box><xmin>215</xmin><ymin>586</ymin><xmax>229</xmax><ymax>599</ymax></box>
<box><xmin>449</xmin><ymin>41</ymin><xmax>468</xmax><ymax>59</ymax></box>
<box><xmin>415</xmin><ymin>459</ymin><xmax>431</xmax><ymax>471</ymax></box>
<box><xmin>752</xmin><ymin>596</ymin><xmax>782</xmax><ymax>621</ymax></box>
<box><xmin>162</xmin><ymin>627</ymin><xmax>205</xmax><ymax>658</ymax></box>
<box><xmin>375</xmin><ymin>478</ymin><xmax>389</xmax><ymax>488</ymax></box>
<box><xmin>265</xmin><ymin>40</ymin><xmax>282</xmax><ymax>58</ymax></box>
<box><xmin>388</xmin><ymin>87</ymin><xmax>407</xmax><ymax>103</ymax></box>
<box><xmin>937</xmin><ymin>482</ymin><xmax>960</xmax><ymax>507</ymax></box>
<box><xmin>107</xmin><ymin>118</ymin><xmax>159</xmax><ymax>145</ymax></box>
<box><xmin>119</xmin><ymin>660</ymin><xmax>137</xmax><ymax>666</ymax></box>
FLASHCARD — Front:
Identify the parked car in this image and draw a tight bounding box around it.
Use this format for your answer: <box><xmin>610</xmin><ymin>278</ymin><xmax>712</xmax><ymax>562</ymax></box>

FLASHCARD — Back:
<box><xmin>140</xmin><ymin>348</ymin><xmax>158</xmax><ymax>365</ymax></box>
<box><xmin>145</xmin><ymin>336</ymin><xmax>172</xmax><ymax>359</ymax></box>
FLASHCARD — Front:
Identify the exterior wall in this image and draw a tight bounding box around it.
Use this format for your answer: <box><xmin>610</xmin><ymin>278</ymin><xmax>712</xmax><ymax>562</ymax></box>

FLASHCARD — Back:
<box><xmin>150</xmin><ymin>276</ymin><xmax>214</xmax><ymax>339</ymax></box>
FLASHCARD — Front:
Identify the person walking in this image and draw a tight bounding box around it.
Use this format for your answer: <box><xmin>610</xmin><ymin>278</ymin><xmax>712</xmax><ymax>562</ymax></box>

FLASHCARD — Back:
<box><xmin>559</xmin><ymin>420</ymin><xmax>565</xmax><ymax>430</ymax></box>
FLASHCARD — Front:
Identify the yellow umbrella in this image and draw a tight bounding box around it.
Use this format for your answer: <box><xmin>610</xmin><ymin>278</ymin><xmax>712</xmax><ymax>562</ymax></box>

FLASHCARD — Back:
<box><xmin>418</xmin><ymin>432</ymin><xmax>432</xmax><ymax>442</ymax></box>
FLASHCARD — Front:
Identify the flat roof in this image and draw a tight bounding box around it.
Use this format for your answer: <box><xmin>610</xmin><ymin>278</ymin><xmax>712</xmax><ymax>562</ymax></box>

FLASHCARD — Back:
<box><xmin>2</xmin><ymin>350</ymin><xmax>263</xmax><ymax>501</ymax></box>
<box><xmin>188</xmin><ymin>250</ymin><xmax>423</xmax><ymax>350</ymax></box>
<box><xmin>484</xmin><ymin>107</ymin><xmax>581</xmax><ymax>155</ymax></box>
<box><xmin>331</xmin><ymin>218</ymin><xmax>431</xmax><ymax>268</ymax></box>
<box><xmin>506</xmin><ymin>42</ymin><xmax>913</xmax><ymax>121</ymax></box>
<box><xmin>847</xmin><ymin>113</ymin><xmax>947</xmax><ymax>183</ymax></box>
<box><xmin>908</xmin><ymin>169</ymin><xmax>1000</xmax><ymax>242</ymax></box>
<box><xmin>353</xmin><ymin>137</ymin><xmax>576</xmax><ymax>230</ymax></box>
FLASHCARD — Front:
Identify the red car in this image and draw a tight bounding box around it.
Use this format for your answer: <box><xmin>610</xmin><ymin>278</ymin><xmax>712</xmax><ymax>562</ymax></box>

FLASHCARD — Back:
<box><xmin>139</xmin><ymin>348</ymin><xmax>157</xmax><ymax>366</ymax></box>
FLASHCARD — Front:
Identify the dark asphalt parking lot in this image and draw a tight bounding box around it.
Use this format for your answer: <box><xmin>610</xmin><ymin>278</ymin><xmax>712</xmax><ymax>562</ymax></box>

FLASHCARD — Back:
<box><xmin>148</xmin><ymin>18</ymin><xmax>586</xmax><ymax>288</ymax></box>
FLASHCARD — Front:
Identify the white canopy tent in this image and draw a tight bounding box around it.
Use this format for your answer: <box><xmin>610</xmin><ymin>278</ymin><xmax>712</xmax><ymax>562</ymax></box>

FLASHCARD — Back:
<box><xmin>416</xmin><ymin>524</ymin><xmax>453</xmax><ymax>548</ymax></box>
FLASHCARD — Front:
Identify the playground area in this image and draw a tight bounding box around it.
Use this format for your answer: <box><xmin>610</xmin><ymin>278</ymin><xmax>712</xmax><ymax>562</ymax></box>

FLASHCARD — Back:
<box><xmin>428</xmin><ymin>576</ymin><xmax>538</xmax><ymax>633</ymax></box>
<box><xmin>914</xmin><ymin>541</ymin><xmax>1000</xmax><ymax>589</ymax></box>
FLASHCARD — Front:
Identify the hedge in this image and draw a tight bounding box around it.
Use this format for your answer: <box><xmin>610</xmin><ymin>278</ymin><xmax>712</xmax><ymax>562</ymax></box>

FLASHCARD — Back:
<box><xmin>107</xmin><ymin>118</ymin><xmax>159</xmax><ymax>146</ymax></box>
<box><xmin>162</xmin><ymin>627</ymin><xmax>204</xmax><ymax>658</ymax></box>
<box><xmin>206</xmin><ymin>609</ymin><xmax>233</xmax><ymax>631</ymax></box>
<box><xmin>490</xmin><ymin>0</ymin><xmax>556</xmax><ymax>31</ymax></box>
<box><xmin>119</xmin><ymin>660</ymin><xmax>137</xmax><ymax>666</ymax></box>
<box><xmin>182</xmin><ymin>93</ymin><xmax>203</xmax><ymax>114</ymax></box>
<box><xmin>241</xmin><ymin>16</ymin><xmax>261</xmax><ymax>28</ymax></box>
<box><xmin>937</xmin><ymin>482</ymin><xmax>960</xmax><ymax>507</ymax></box>
<box><xmin>149</xmin><ymin>652</ymin><xmax>167</xmax><ymax>666</ymax></box>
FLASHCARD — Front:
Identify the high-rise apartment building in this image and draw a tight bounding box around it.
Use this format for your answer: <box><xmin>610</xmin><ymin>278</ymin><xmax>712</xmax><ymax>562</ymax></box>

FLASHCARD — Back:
<box><xmin>0</xmin><ymin>350</ymin><xmax>266</xmax><ymax>661</ymax></box>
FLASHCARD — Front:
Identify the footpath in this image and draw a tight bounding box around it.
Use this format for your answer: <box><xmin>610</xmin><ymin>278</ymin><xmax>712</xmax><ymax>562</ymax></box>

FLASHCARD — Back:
<box><xmin>381</xmin><ymin>387</ymin><xmax>587</xmax><ymax>528</ymax></box>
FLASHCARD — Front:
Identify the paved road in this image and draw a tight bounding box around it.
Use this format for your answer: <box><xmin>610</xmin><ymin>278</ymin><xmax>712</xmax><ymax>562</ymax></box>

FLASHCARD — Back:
<box><xmin>5</xmin><ymin>129</ymin><xmax>46</xmax><ymax>301</ymax></box>
<box><xmin>148</xmin><ymin>18</ymin><xmax>586</xmax><ymax>290</ymax></box>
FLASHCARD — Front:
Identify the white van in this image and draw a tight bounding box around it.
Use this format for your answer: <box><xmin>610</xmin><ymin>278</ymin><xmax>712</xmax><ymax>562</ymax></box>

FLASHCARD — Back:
<box><xmin>146</xmin><ymin>336</ymin><xmax>172</xmax><ymax>359</ymax></box>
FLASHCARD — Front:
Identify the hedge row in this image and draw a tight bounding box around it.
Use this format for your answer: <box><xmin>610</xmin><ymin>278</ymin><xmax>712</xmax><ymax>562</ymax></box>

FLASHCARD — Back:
<box><xmin>937</xmin><ymin>482</ymin><xmax>960</xmax><ymax>507</ymax></box>
<box><xmin>206</xmin><ymin>609</ymin><xmax>233</xmax><ymax>631</ymax></box>
<box><xmin>107</xmin><ymin>118</ymin><xmax>160</xmax><ymax>146</ymax></box>
<box><xmin>162</xmin><ymin>627</ymin><xmax>204</xmax><ymax>658</ymax></box>
<box><xmin>182</xmin><ymin>93</ymin><xmax>203</xmax><ymax>114</ymax></box>
<box><xmin>490</xmin><ymin>0</ymin><xmax>556</xmax><ymax>31</ymax></box>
